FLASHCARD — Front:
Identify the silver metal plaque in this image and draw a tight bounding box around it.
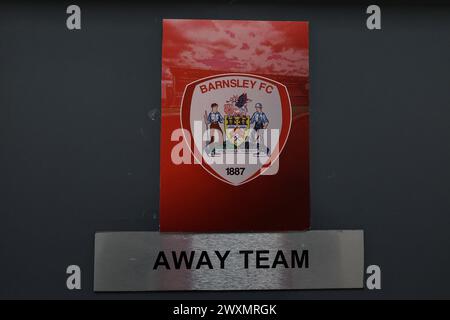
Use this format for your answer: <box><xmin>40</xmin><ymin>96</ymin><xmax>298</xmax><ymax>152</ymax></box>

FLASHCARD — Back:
<box><xmin>94</xmin><ymin>230</ymin><xmax>364</xmax><ymax>291</ymax></box>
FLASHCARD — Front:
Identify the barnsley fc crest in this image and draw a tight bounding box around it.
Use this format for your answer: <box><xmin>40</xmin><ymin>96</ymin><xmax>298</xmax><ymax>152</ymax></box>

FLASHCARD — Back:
<box><xmin>181</xmin><ymin>73</ymin><xmax>292</xmax><ymax>186</ymax></box>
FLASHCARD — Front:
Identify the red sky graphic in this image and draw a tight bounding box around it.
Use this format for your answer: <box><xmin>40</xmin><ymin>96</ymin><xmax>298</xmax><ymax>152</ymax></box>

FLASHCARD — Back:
<box><xmin>162</xmin><ymin>19</ymin><xmax>309</xmax><ymax>79</ymax></box>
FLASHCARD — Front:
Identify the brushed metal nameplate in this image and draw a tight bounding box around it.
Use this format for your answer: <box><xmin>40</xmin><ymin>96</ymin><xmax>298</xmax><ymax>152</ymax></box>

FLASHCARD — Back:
<box><xmin>94</xmin><ymin>231</ymin><xmax>364</xmax><ymax>291</ymax></box>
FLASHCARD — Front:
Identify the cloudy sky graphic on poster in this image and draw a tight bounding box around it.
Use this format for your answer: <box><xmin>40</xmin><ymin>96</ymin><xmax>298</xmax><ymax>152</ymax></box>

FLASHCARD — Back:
<box><xmin>162</xmin><ymin>20</ymin><xmax>309</xmax><ymax>78</ymax></box>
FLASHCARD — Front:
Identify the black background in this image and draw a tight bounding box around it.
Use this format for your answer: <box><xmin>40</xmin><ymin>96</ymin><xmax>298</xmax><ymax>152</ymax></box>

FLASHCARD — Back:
<box><xmin>1</xmin><ymin>1</ymin><xmax>450</xmax><ymax>299</ymax></box>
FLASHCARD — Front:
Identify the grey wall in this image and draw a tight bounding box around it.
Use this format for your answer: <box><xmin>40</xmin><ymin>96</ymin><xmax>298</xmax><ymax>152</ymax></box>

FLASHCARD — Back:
<box><xmin>1</xmin><ymin>2</ymin><xmax>449</xmax><ymax>299</ymax></box>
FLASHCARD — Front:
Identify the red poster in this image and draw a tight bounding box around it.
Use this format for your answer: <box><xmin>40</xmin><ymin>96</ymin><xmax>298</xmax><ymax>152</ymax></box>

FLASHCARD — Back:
<box><xmin>160</xmin><ymin>19</ymin><xmax>309</xmax><ymax>232</ymax></box>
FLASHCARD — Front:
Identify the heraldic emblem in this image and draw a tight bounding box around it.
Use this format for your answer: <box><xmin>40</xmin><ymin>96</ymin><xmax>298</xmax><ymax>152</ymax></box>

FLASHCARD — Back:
<box><xmin>181</xmin><ymin>73</ymin><xmax>292</xmax><ymax>186</ymax></box>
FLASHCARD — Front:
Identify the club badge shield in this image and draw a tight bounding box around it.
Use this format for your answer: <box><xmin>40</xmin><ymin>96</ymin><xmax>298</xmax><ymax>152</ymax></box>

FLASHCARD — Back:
<box><xmin>181</xmin><ymin>73</ymin><xmax>292</xmax><ymax>186</ymax></box>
